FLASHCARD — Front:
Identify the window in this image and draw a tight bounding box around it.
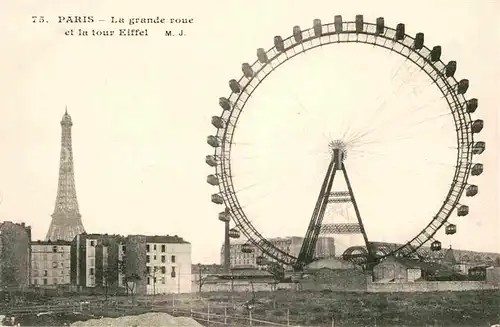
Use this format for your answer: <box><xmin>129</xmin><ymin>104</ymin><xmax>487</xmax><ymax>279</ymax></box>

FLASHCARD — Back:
<box><xmin>146</xmin><ymin>255</ymin><xmax>150</xmax><ymax>263</ymax></box>
<box><xmin>171</xmin><ymin>267</ymin><xmax>176</xmax><ymax>278</ymax></box>
<box><xmin>147</xmin><ymin>277</ymin><xmax>151</xmax><ymax>285</ymax></box>
<box><xmin>161</xmin><ymin>245</ymin><xmax>166</xmax><ymax>252</ymax></box>
<box><xmin>90</xmin><ymin>241</ymin><xmax>95</xmax><ymax>247</ymax></box>
<box><xmin>161</xmin><ymin>255</ymin><xmax>166</xmax><ymax>263</ymax></box>
<box><xmin>171</xmin><ymin>255</ymin><xmax>176</xmax><ymax>263</ymax></box>
<box><xmin>43</xmin><ymin>270</ymin><xmax>48</xmax><ymax>277</ymax></box>
<box><xmin>43</xmin><ymin>279</ymin><xmax>48</xmax><ymax>285</ymax></box>
<box><xmin>161</xmin><ymin>266</ymin><xmax>166</xmax><ymax>274</ymax></box>
<box><xmin>154</xmin><ymin>255</ymin><xmax>157</xmax><ymax>261</ymax></box>
<box><xmin>146</xmin><ymin>244</ymin><xmax>150</xmax><ymax>252</ymax></box>
<box><xmin>161</xmin><ymin>277</ymin><xmax>165</xmax><ymax>284</ymax></box>
<box><xmin>53</xmin><ymin>278</ymin><xmax>58</xmax><ymax>285</ymax></box>
<box><xmin>52</xmin><ymin>246</ymin><xmax>57</xmax><ymax>253</ymax></box>
<box><xmin>146</xmin><ymin>266</ymin><xmax>151</xmax><ymax>274</ymax></box>
<box><xmin>153</xmin><ymin>244</ymin><xmax>157</xmax><ymax>251</ymax></box>
<box><xmin>52</xmin><ymin>262</ymin><xmax>58</xmax><ymax>268</ymax></box>
<box><xmin>90</xmin><ymin>268</ymin><xmax>95</xmax><ymax>276</ymax></box>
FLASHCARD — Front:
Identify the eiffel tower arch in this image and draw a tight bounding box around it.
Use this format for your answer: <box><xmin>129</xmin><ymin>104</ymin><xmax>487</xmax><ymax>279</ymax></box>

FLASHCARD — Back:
<box><xmin>45</xmin><ymin>109</ymin><xmax>86</xmax><ymax>242</ymax></box>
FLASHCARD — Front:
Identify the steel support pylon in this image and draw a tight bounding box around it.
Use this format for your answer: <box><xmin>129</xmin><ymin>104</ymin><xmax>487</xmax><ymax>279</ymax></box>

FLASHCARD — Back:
<box><xmin>294</xmin><ymin>147</ymin><xmax>374</xmax><ymax>271</ymax></box>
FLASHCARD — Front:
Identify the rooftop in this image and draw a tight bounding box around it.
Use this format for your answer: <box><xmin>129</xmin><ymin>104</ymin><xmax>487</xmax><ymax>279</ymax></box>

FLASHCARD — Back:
<box><xmin>32</xmin><ymin>240</ymin><xmax>72</xmax><ymax>246</ymax></box>
<box><xmin>145</xmin><ymin>235</ymin><xmax>190</xmax><ymax>244</ymax></box>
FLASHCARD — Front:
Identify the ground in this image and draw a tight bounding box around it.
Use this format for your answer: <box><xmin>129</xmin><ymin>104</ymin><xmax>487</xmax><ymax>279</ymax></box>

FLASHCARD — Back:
<box><xmin>2</xmin><ymin>290</ymin><xmax>500</xmax><ymax>326</ymax></box>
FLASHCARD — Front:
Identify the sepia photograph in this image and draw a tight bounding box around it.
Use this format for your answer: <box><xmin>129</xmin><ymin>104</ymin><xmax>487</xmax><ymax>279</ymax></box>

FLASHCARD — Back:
<box><xmin>0</xmin><ymin>0</ymin><xmax>499</xmax><ymax>326</ymax></box>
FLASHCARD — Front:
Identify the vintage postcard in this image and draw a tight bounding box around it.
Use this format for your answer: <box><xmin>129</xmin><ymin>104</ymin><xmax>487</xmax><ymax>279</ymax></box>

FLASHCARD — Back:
<box><xmin>0</xmin><ymin>0</ymin><xmax>498</xmax><ymax>326</ymax></box>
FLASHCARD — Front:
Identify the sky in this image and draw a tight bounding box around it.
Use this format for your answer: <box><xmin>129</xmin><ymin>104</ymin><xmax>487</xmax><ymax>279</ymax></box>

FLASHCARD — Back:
<box><xmin>0</xmin><ymin>0</ymin><xmax>498</xmax><ymax>264</ymax></box>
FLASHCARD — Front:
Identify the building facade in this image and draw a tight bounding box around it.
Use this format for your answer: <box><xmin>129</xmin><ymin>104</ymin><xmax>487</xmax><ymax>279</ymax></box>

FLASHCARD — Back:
<box><xmin>70</xmin><ymin>233</ymin><xmax>191</xmax><ymax>295</ymax></box>
<box><xmin>31</xmin><ymin>240</ymin><xmax>71</xmax><ymax>287</ymax></box>
<box><xmin>221</xmin><ymin>236</ymin><xmax>335</xmax><ymax>270</ymax></box>
<box><xmin>0</xmin><ymin>221</ymin><xmax>31</xmax><ymax>289</ymax></box>
<box><xmin>144</xmin><ymin>235</ymin><xmax>192</xmax><ymax>295</ymax></box>
<box><xmin>70</xmin><ymin>233</ymin><xmax>123</xmax><ymax>289</ymax></box>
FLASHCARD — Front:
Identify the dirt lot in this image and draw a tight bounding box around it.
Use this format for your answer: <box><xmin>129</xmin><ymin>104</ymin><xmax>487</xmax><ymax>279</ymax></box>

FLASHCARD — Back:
<box><xmin>2</xmin><ymin>289</ymin><xmax>500</xmax><ymax>326</ymax></box>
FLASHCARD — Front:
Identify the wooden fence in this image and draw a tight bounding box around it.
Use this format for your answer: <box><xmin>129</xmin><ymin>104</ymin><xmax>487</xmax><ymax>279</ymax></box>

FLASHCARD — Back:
<box><xmin>0</xmin><ymin>302</ymin><xmax>317</xmax><ymax>327</ymax></box>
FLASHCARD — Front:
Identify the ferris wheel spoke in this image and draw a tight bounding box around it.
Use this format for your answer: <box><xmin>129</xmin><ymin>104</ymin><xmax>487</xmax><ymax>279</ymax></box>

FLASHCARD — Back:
<box><xmin>345</xmin><ymin>88</ymin><xmax>446</xmax><ymax>146</ymax></box>
<box><xmin>346</xmin><ymin>69</ymin><xmax>441</xmax><ymax>142</ymax></box>
<box><xmin>349</xmin><ymin>108</ymin><xmax>452</xmax><ymax>147</ymax></box>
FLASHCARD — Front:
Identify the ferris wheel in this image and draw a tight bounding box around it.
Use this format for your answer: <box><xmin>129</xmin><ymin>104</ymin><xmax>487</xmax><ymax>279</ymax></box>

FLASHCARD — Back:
<box><xmin>206</xmin><ymin>15</ymin><xmax>485</xmax><ymax>270</ymax></box>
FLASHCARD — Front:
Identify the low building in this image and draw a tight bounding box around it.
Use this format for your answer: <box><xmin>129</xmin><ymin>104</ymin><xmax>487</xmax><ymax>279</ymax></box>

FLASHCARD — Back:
<box><xmin>31</xmin><ymin>240</ymin><xmax>71</xmax><ymax>287</ymax></box>
<box><xmin>0</xmin><ymin>221</ymin><xmax>31</xmax><ymax>289</ymax></box>
<box><xmin>191</xmin><ymin>263</ymin><xmax>224</xmax><ymax>292</ymax></box>
<box><xmin>373</xmin><ymin>256</ymin><xmax>423</xmax><ymax>283</ymax></box>
<box><xmin>201</xmin><ymin>267</ymin><xmax>277</xmax><ymax>292</ymax></box>
<box><xmin>221</xmin><ymin>236</ymin><xmax>335</xmax><ymax>270</ymax></box>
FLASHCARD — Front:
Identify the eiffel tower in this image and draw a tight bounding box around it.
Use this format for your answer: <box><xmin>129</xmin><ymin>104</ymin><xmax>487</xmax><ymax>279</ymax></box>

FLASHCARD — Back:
<box><xmin>45</xmin><ymin>109</ymin><xmax>86</xmax><ymax>241</ymax></box>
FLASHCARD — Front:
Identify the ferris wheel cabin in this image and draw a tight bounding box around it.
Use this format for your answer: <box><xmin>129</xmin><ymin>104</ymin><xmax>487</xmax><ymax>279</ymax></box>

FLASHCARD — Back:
<box><xmin>211</xmin><ymin>116</ymin><xmax>225</xmax><ymax>129</ymax></box>
<box><xmin>228</xmin><ymin>228</ymin><xmax>240</xmax><ymax>239</ymax></box>
<box><xmin>219</xmin><ymin>97</ymin><xmax>231</xmax><ymax>111</ymax></box>
<box><xmin>256</xmin><ymin>256</ymin><xmax>266</xmax><ymax>266</ymax></box>
<box><xmin>205</xmin><ymin>155</ymin><xmax>217</xmax><ymax>167</ymax></box>
<box><xmin>466</xmin><ymin>98</ymin><xmax>478</xmax><ymax>113</ymax></box>
<box><xmin>207</xmin><ymin>135</ymin><xmax>220</xmax><ymax>148</ymax></box>
<box><xmin>242</xmin><ymin>63</ymin><xmax>254</xmax><ymax>78</ymax></box>
<box><xmin>471</xmin><ymin>120</ymin><xmax>484</xmax><ymax>134</ymax></box>
<box><xmin>471</xmin><ymin>163</ymin><xmax>483</xmax><ymax>176</ymax></box>
<box><xmin>445</xmin><ymin>224</ymin><xmax>457</xmax><ymax>235</ymax></box>
<box><xmin>218</xmin><ymin>211</ymin><xmax>230</xmax><ymax>223</ymax></box>
<box><xmin>445</xmin><ymin>61</ymin><xmax>456</xmax><ymax>77</ymax></box>
<box><xmin>457</xmin><ymin>205</ymin><xmax>469</xmax><ymax>216</ymax></box>
<box><xmin>229</xmin><ymin>79</ymin><xmax>241</xmax><ymax>94</ymax></box>
<box><xmin>431</xmin><ymin>240</ymin><xmax>442</xmax><ymax>251</ymax></box>
<box><xmin>211</xmin><ymin>194</ymin><xmax>224</xmax><ymax>205</ymax></box>
<box><xmin>466</xmin><ymin>185</ymin><xmax>478</xmax><ymax>197</ymax></box>
<box><xmin>241</xmin><ymin>243</ymin><xmax>253</xmax><ymax>253</ymax></box>
<box><xmin>472</xmin><ymin>142</ymin><xmax>485</xmax><ymax>155</ymax></box>
<box><xmin>207</xmin><ymin>174</ymin><xmax>219</xmax><ymax>186</ymax></box>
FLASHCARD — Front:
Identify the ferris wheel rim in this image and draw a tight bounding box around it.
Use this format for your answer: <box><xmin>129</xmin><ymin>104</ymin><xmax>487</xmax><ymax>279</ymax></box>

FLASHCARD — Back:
<box><xmin>211</xmin><ymin>17</ymin><xmax>481</xmax><ymax>266</ymax></box>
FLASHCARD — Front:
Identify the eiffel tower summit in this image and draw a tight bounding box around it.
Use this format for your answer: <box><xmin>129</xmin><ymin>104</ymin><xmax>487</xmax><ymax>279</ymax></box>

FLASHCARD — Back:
<box><xmin>45</xmin><ymin>109</ymin><xmax>86</xmax><ymax>241</ymax></box>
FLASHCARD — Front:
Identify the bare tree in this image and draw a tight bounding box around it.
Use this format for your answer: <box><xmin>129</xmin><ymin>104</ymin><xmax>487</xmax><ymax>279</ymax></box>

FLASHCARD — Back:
<box><xmin>195</xmin><ymin>264</ymin><xmax>209</xmax><ymax>292</ymax></box>
<box><xmin>103</xmin><ymin>265</ymin><xmax>121</xmax><ymax>301</ymax></box>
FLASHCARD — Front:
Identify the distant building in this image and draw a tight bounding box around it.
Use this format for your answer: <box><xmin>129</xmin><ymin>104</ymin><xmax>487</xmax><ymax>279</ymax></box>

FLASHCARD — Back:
<box><xmin>31</xmin><ymin>240</ymin><xmax>71</xmax><ymax>287</ymax></box>
<box><xmin>0</xmin><ymin>221</ymin><xmax>31</xmax><ymax>289</ymax></box>
<box><xmin>191</xmin><ymin>263</ymin><xmax>224</xmax><ymax>292</ymax></box>
<box><xmin>221</xmin><ymin>236</ymin><xmax>335</xmax><ymax>270</ymax></box>
<box><xmin>70</xmin><ymin>233</ymin><xmax>191</xmax><ymax>295</ymax></box>
<box><xmin>373</xmin><ymin>256</ymin><xmax>423</xmax><ymax>283</ymax></box>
